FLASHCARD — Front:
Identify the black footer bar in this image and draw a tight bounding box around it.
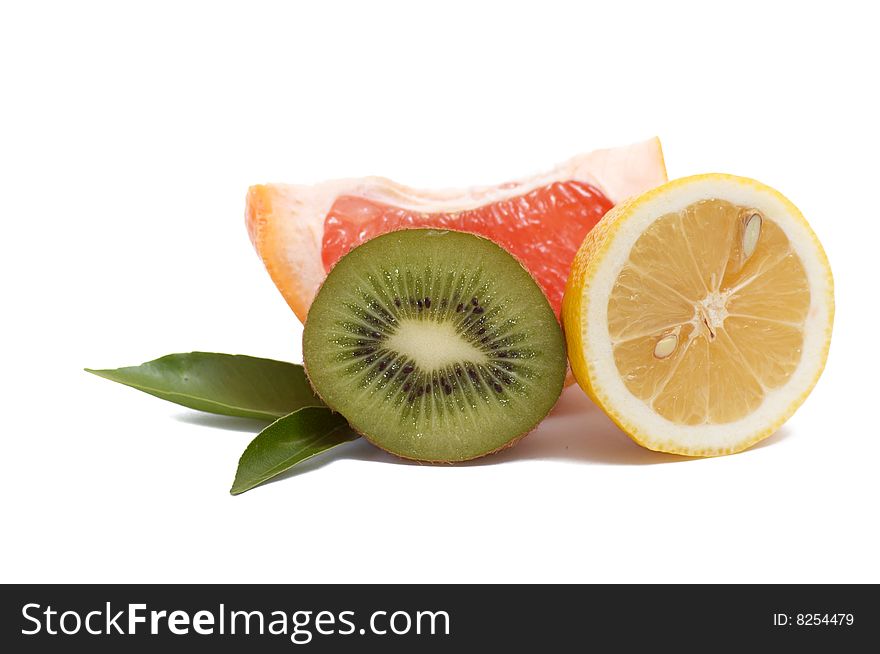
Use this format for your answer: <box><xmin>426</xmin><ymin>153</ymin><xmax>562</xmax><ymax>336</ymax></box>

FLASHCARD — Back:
<box><xmin>2</xmin><ymin>584</ymin><xmax>876</xmax><ymax>651</ymax></box>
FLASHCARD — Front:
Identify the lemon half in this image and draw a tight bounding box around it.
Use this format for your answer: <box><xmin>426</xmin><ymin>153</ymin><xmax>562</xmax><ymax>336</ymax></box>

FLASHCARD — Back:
<box><xmin>563</xmin><ymin>174</ymin><xmax>834</xmax><ymax>456</ymax></box>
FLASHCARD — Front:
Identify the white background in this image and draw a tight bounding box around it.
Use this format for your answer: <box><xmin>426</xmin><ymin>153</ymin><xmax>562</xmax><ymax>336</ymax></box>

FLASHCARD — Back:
<box><xmin>2</xmin><ymin>1</ymin><xmax>877</xmax><ymax>583</ymax></box>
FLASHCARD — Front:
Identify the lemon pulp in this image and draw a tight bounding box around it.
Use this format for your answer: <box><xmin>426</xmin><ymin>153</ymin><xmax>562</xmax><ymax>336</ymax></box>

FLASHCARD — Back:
<box><xmin>608</xmin><ymin>199</ymin><xmax>810</xmax><ymax>426</ymax></box>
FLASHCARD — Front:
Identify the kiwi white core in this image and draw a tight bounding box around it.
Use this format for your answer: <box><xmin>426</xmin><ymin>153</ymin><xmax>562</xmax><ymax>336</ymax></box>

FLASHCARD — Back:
<box><xmin>386</xmin><ymin>319</ymin><xmax>488</xmax><ymax>371</ymax></box>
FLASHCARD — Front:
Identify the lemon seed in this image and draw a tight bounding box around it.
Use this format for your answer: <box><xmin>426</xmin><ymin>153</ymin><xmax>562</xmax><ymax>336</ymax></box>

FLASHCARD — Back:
<box><xmin>653</xmin><ymin>333</ymin><xmax>678</xmax><ymax>359</ymax></box>
<box><xmin>743</xmin><ymin>212</ymin><xmax>763</xmax><ymax>259</ymax></box>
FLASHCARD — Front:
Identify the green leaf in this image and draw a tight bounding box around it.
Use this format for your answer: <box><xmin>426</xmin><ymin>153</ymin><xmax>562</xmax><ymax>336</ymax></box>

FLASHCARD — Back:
<box><xmin>86</xmin><ymin>352</ymin><xmax>324</xmax><ymax>421</ymax></box>
<box><xmin>230</xmin><ymin>407</ymin><xmax>359</xmax><ymax>495</ymax></box>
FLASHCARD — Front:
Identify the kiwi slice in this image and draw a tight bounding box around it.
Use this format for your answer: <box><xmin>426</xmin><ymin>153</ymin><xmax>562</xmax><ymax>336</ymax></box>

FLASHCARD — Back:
<box><xmin>302</xmin><ymin>229</ymin><xmax>566</xmax><ymax>462</ymax></box>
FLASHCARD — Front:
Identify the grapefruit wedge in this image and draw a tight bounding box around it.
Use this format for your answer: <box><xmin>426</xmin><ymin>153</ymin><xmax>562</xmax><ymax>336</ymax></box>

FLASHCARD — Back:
<box><xmin>246</xmin><ymin>138</ymin><xmax>666</xmax><ymax>322</ymax></box>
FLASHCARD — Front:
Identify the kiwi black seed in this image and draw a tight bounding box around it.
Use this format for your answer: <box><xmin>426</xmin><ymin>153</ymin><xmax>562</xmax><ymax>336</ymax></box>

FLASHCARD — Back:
<box><xmin>302</xmin><ymin>229</ymin><xmax>566</xmax><ymax>462</ymax></box>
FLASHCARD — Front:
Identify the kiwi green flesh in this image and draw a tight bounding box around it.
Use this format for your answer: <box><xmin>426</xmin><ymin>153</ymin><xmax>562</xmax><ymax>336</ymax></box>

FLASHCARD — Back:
<box><xmin>302</xmin><ymin>229</ymin><xmax>566</xmax><ymax>462</ymax></box>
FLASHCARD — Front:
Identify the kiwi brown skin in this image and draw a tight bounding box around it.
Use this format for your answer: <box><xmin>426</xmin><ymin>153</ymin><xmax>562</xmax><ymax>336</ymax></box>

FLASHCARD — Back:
<box><xmin>301</xmin><ymin>227</ymin><xmax>566</xmax><ymax>463</ymax></box>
